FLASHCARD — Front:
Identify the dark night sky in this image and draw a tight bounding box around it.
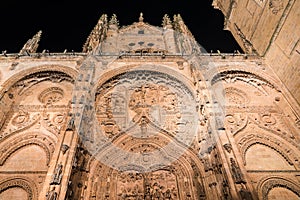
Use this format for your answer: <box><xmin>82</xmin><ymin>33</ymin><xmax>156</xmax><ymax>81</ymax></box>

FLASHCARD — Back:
<box><xmin>0</xmin><ymin>0</ymin><xmax>243</xmax><ymax>53</ymax></box>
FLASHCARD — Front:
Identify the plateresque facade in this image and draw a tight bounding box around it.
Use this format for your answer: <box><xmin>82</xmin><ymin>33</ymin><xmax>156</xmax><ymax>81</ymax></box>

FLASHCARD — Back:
<box><xmin>0</xmin><ymin>10</ymin><xmax>299</xmax><ymax>200</ymax></box>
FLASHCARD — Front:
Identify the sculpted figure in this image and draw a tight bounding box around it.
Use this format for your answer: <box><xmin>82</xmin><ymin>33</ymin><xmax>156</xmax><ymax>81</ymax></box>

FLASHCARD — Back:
<box><xmin>46</xmin><ymin>187</ymin><xmax>57</xmax><ymax>200</ymax></box>
<box><xmin>51</xmin><ymin>163</ymin><xmax>63</xmax><ymax>185</ymax></box>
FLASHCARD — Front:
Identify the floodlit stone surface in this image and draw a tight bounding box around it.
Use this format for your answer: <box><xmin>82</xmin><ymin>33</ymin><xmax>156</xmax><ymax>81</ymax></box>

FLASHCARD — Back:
<box><xmin>0</xmin><ymin>10</ymin><xmax>299</xmax><ymax>200</ymax></box>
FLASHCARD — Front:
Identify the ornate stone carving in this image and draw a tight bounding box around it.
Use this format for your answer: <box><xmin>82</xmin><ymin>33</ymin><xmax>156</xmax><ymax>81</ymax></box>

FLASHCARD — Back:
<box><xmin>162</xmin><ymin>14</ymin><xmax>172</xmax><ymax>29</ymax></box>
<box><xmin>50</xmin><ymin>163</ymin><xmax>63</xmax><ymax>185</ymax></box>
<box><xmin>211</xmin><ymin>70</ymin><xmax>276</xmax><ymax>95</ymax></box>
<box><xmin>19</xmin><ymin>30</ymin><xmax>42</xmax><ymax>55</ymax></box>
<box><xmin>116</xmin><ymin>170</ymin><xmax>179</xmax><ymax>200</ymax></box>
<box><xmin>225</xmin><ymin>113</ymin><xmax>248</xmax><ymax>135</ymax></box>
<box><xmin>238</xmin><ymin>133</ymin><xmax>299</xmax><ymax>166</ymax></box>
<box><xmin>224</xmin><ymin>87</ymin><xmax>250</xmax><ymax>105</ymax></box>
<box><xmin>0</xmin><ymin>177</ymin><xmax>37</xmax><ymax>200</ymax></box>
<box><xmin>12</xmin><ymin>71</ymin><xmax>73</xmax><ymax>96</ymax></box>
<box><xmin>257</xmin><ymin>177</ymin><xmax>300</xmax><ymax>200</ymax></box>
<box><xmin>41</xmin><ymin>111</ymin><xmax>65</xmax><ymax>135</ymax></box>
<box><xmin>61</xmin><ymin>144</ymin><xmax>69</xmax><ymax>154</ymax></box>
<box><xmin>46</xmin><ymin>187</ymin><xmax>58</xmax><ymax>200</ymax></box>
<box><xmin>223</xmin><ymin>143</ymin><xmax>232</xmax><ymax>153</ymax></box>
<box><xmin>230</xmin><ymin>158</ymin><xmax>246</xmax><ymax>184</ymax></box>
<box><xmin>269</xmin><ymin>0</ymin><xmax>283</xmax><ymax>14</ymax></box>
<box><xmin>38</xmin><ymin>87</ymin><xmax>64</xmax><ymax>105</ymax></box>
<box><xmin>11</xmin><ymin>110</ymin><xmax>30</xmax><ymax>127</ymax></box>
<box><xmin>0</xmin><ymin>132</ymin><xmax>55</xmax><ymax>166</ymax></box>
<box><xmin>173</xmin><ymin>14</ymin><xmax>194</xmax><ymax>38</ymax></box>
<box><xmin>82</xmin><ymin>14</ymin><xmax>108</xmax><ymax>53</ymax></box>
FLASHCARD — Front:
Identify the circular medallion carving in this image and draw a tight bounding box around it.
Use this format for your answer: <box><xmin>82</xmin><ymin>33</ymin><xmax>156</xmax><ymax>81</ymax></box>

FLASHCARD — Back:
<box><xmin>224</xmin><ymin>87</ymin><xmax>249</xmax><ymax>105</ymax></box>
<box><xmin>11</xmin><ymin>110</ymin><xmax>30</xmax><ymax>127</ymax></box>
<box><xmin>38</xmin><ymin>87</ymin><xmax>64</xmax><ymax>105</ymax></box>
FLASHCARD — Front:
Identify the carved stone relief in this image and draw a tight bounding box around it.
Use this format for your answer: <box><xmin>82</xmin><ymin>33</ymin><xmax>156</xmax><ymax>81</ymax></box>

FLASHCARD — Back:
<box><xmin>269</xmin><ymin>0</ymin><xmax>283</xmax><ymax>14</ymax></box>
<box><xmin>38</xmin><ymin>87</ymin><xmax>64</xmax><ymax>105</ymax></box>
<box><xmin>92</xmin><ymin>70</ymin><xmax>198</xmax><ymax>172</ymax></box>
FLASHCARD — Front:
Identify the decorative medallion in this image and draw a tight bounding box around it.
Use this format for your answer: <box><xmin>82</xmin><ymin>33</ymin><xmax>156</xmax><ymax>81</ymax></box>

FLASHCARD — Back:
<box><xmin>38</xmin><ymin>87</ymin><xmax>64</xmax><ymax>105</ymax></box>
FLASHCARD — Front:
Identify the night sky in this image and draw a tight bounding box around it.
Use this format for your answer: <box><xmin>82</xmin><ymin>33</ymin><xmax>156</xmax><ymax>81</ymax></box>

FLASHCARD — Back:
<box><xmin>0</xmin><ymin>0</ymin><xmax>243</xmax><ymax>53</ymax></box>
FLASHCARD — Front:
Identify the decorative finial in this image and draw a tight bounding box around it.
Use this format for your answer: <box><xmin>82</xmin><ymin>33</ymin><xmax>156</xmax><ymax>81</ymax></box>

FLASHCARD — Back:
<box><xmin>109</xmin><ymin>14</ymin><xmax>119</xmax><ymax>27</ymax></box>
<box><xmin>82</xmin><ymin>14</ymin><xmax>108</xmax><ymax>53</ymax></box>
<box><xmin>162</xmin><ymin>14</ymin><xmax>172</xmax><ymax>29</ymax></box>
<box><xmin>19</xmin><ymin>30</ymin><xmax>42</xmax><ymax>55</ymax></box>
<box><xmin>139</xmin><ymin>12</ymin><xmax>144</xmax><ymax>22</ymax></box>
<box><xmin>172</xmin><ymin>14</ymin><xmax>194</xmax><ymax>38</ymax></box>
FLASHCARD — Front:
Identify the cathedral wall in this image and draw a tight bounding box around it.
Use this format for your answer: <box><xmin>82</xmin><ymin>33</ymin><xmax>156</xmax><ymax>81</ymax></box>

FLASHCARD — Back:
<box><xmin>212</xmin><ymin>0</ymin><xmax>300</xmax><ymax>105</ymax></box>
<box><xmin>264</xmin><ymin>0</ymin><xmax>300</xmax><ymax>105</ymax></box>
<box><xmin>207</xmin><ymin>54</ymin><xmax>300</xmax><ymax>200</ymax></box>
<box><xmin>0</xmin><ymin>57</ymin><xmax>80</xmax><ymax>199</ymax></box>
<box><xmin>1</xmin><ymin>10</ymin><xmax>300</xmax><ymax>198</ymax></box>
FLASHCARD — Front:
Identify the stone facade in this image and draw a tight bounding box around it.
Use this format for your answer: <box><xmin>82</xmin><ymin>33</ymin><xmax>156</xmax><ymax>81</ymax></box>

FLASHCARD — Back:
<box><xmin>0</xmin><ymin>11</ymin><xmax>299</xmax><ymax>200</ymax></box>
<box><xmin>212</xmin><ymin>0</ymin><xmax>300</xmax><ymax>106</ymax></box>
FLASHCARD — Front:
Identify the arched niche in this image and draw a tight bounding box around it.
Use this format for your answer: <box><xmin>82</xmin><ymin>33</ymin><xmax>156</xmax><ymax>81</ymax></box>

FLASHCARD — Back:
<box><xmin>7</xmin><ymin>70</ymin><xmax>75</xmax><ymax>105</ymax></box>
<box><xmin>0</xmin><ymin>177</ymin><xmax>37</xmax><ymax>200</ymax></box>
<box><xmin>86</xmin><ymin>153</ymin><xmax>206</xmax><ymax>200</ymax></box>
<box><xmin>210</xmin><ymin>69</ymin><xmax>280</xmax><ymax>104</ymax></box>
<box><xmin>268</xmin><ymin>187</ymin><xmax>300</xmax><ymax>200</ymax></box>
<box><xmin>0</xmin><ymin>67</ymin><xmax>76</xmax><ymax>136</ymax></box>
<box><xmin>0</xmin><ymin>144</ymin><xmax>48</xmax><ymax>171</ymax></box>
<box><xmin>245</xmin><ymin>143</ymin><xmax>294</xmax><ymax>170</ymax></box>
<box><xmin>0</xmin><ymin>187</ymin><xmax>28</xmax><ymax>200</ymax></box>
<box><xmin>257</xmin><ymin>177</ymin><xmax>300</xmax><ymax>200</ymax></box>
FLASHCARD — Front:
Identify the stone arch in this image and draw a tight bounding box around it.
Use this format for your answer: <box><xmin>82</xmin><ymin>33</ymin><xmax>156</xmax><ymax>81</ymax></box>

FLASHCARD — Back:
<box><xmin>0</xmin><ymin>64</ymin><xmax>77</xmax><ymax>96</ymax></box>
<box><xmin>238</xmin><ymin>133</ymin><xmax>296</xmax><ymax>166</ymax></box>
<box><xmin>0</xmin><ymin>177</ymin><xmax>38</xmax><ymax>200</ymax></box>
<box><xmin>87</xmin><ymin>146</ymin><xmax>206</xmax><ymax>200</ymax></box>
<box><xmin>257</xmin><ymin>176</ymin><xmax>300</xmax><ymax>200</ymax></box>
<box><xmin>210</xmin><ymin>69</ymin><xmax>280</xmax><ymax>93</ymax></box>
<box><xmin>93</xmin><ymin>63</ymin><xmax>197</xmax><ymax>99</ymax></box>
<box><xmin>0</xmin><ymin>133</ymin><xmax>55</xmax><ymax>166</ymax></box>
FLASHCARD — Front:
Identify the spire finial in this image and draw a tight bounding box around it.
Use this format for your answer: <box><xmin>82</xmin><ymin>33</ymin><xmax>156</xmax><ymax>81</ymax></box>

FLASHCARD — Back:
<box><xmin>139</xmin><ymin>12</ymin><xmax>144</xmax><ymax>22</ymax></box>
<box><xmin>109</xmin><ymin>14</ymin><xmax>119</xmax><ymax>27</ymax></box>
<box><xmin>19</xmin><ymin>30</ymin><xmax>42</xmax><ymax>55</ymax></box>
<box><xmin>82</xmin><ymin>14</ymin><xmax>108</xmax><ymax>53</ymax></box>
<box><xmin>162</xmin><ymin>14</ymin><xmax>172</xmax><ymax>29</ymax></box>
